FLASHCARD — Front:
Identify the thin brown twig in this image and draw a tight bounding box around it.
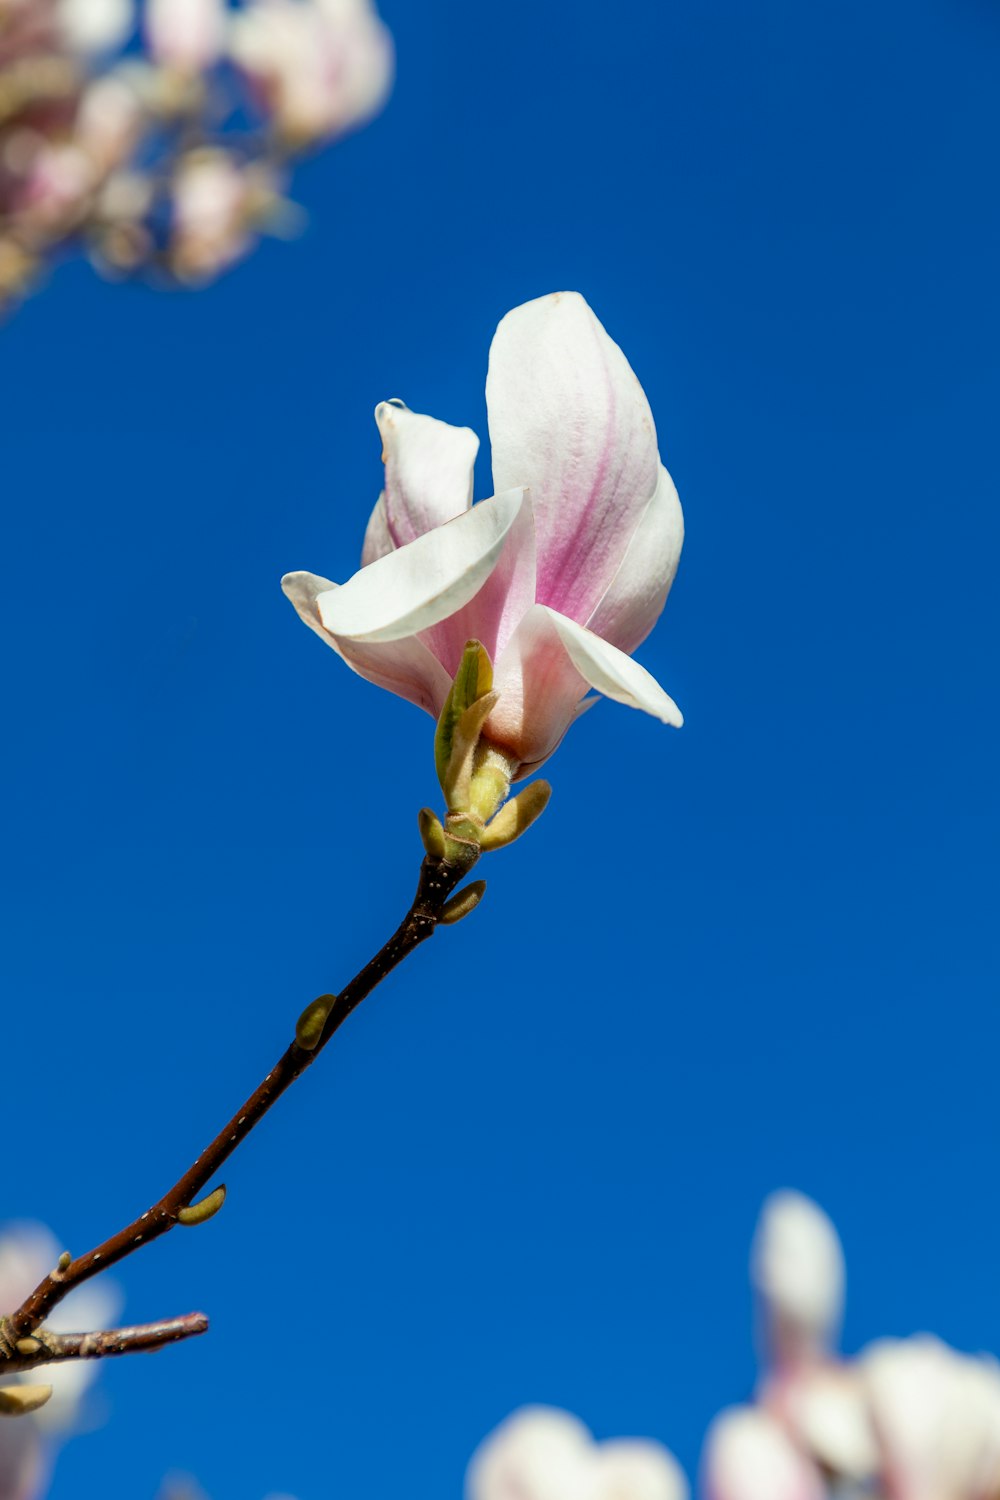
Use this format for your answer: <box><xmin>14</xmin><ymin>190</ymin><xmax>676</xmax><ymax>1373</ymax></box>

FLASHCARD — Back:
<box><xmin>1</xmin><ymin>1314</ymin><xmax>209</xmax><ymax>1375</ymax></box>
<box><xmin>1</xmin><ymin>850</ymin><xmax>475</xmax><ymax>1358</ymax></box>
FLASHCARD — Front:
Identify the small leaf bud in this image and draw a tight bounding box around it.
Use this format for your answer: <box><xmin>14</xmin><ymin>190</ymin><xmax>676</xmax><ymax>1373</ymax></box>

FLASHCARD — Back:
<box><xmin>295</xmin><ymin>993</ymin><xmax>336</xmax><ymax>1050</ymax></box>
<box><xmin>177</xmin><ymin>1184</ymin><xmax>227</xmax><ymax>1226</ymax></box>
<box><xmin>437</xmin><ymin>880</ymin><xmax>487</xmax><ymax>925</ymax></box>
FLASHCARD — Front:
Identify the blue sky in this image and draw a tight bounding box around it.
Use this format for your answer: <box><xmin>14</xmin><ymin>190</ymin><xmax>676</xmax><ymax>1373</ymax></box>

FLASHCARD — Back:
<box><xmin>3</xmin><ymin>0</ymin><xmax>999</xmax><ymax>1494</ymax></box>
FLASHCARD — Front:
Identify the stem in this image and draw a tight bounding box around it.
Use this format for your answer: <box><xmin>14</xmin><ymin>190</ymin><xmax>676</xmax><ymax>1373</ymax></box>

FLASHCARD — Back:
<box><xmin>1</xmin><ymin>852</ymin><xmax>474</xmax><ymax>1352</ymax></box>
<box><xmin>1</xmin><ymin>1315</ymin><xmax>209</xmax><ymax>1374</ymax></box>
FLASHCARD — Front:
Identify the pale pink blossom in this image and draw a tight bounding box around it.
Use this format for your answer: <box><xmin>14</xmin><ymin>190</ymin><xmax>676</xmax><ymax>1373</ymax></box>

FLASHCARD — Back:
<box><xmin>282</xmin><ymin>292</ymin><xmax>684</xmax><ymax>775</ymax></box>
<box><xmin>467</xmin><ymin>1407</ymin><xmax>688</xmax><ymax>1500</ymax></box>
<box><xmin>228</xmin><ymin>0</ymin><xmax>392</xmax><ymax>146</ymax></box>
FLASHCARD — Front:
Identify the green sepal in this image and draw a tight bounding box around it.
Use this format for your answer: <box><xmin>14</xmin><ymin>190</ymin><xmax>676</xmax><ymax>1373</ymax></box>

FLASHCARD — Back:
<box><xmin>418</xmin><ymin>808</ymin><xmax>446</xmax><ymax>858</ymax></box>
<box><xmin>479</xmin><ymin>780</ymin><xmax>552</xmax><ymax>851</ymax></box>
<box><xmin>434</xmin><ymin>640</ymin><xmax>493</xmax><ymax>790</ymax></box>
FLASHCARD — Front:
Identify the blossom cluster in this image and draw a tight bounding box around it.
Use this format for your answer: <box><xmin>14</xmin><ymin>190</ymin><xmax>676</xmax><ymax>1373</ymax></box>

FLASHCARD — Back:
<box><xmin>0</xmin><ymin>0</ymin><xmax>392</xmax><ymax>311</ymax></box>
<box><xmin>466</xmin><ymin>1192</ymin><xmax>1000</xmax><ymax>1500</ymax></box>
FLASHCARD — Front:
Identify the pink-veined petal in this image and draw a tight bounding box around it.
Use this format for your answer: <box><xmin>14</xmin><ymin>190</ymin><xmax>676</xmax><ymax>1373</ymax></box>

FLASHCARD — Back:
<box><xmin>317</xmin><ymin>489</ymin><xmax>525</xmax><ymax>646</ymax></box>
<box><xmin>488</xmin><ymin>604</ymin><xmax>592</xmax><ymax>768</ymax></box>
<box><xmin>701</xmin><ymin>1408</ymin><xmax>825</xmax><ymax>1500</ymax></box>
<box><xmin>487</xmin><ymin>291</ymin><xmax>660</xmax><ymax>625</ymax></box>
<box><xmin>281</xmin><ymin>570</ymin><xmax>452</xmax><ymax>717</ymax></box>
<box><xmin>585</xmin><ymin>464</ymin><xmax>684</xmax><ymax>655</ymax></box>
<box><xmin>376</xmin><ymin>400</ymin><xmax>479</xmax><ymax>548</ymax></box>
<box><xmin>420</xmin><ymin>490</ymin><xmax>536</xmax><ymax>677</ymax></box>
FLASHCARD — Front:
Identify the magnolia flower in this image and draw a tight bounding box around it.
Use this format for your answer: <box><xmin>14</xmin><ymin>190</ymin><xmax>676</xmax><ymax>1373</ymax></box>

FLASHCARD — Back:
<box><xmin>467</xmin><ymin>1407</ymin><xmax>688</xmax><ymax>1500</ymax></box>
<box><xmin>229</xmin><ymin>0</ymin><xmax>393</xmax><ymax>148</ymax></box>
<box><xmin>0</xmin><ymin>1222</ymin><xmax>121</xmax><ymax>1500</ymax></box>
<box><xmin>282</xmin><ymin>292</ymin><xmax>684</xmax><ymax>777</ymax></box>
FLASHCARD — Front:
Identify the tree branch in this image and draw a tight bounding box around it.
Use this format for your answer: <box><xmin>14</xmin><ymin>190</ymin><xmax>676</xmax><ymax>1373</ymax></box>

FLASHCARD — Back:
<box><xmin>0</xmin><ymin>1314</ymin><xmax>209</xmax><ymax>1374</ymax></box>
<box><xmin>1</xmin><ymin>850</ymin><xmax>476</xmax><ymax>1355</ymax></box>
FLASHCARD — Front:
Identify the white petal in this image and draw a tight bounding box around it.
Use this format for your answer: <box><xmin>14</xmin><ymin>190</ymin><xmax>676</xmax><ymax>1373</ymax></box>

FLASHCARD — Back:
<box><xmin>318</xmin><ymin>489</ymin><xmax>525</xmax><ymax>644</ymax></box>
<box><xmin>375</xmin><ymin>400</ymin><xmax>479</xmax><ymax>547</ymax></box>
<box><xmin>861</xmin><ymin>1336</ymin><xmax>1000</xmax><ymax>1500</ymax></box>
<box><xmin>594</xmin><ymin>1440</ymin><xmax>689</xmax><ymax>1500</ymax></box>
<box><xmin>282</xmin><ymin>570</ymin><xmax>452</xmax><ymax>717</ymax></box>
<box><xmin>765</xmin><ymin>1366</ymin><xmax>878</xmax><ymax>1480</ymax></box>
<box><xmin>541</xmin><ymin>607</ymin><xmax>683</xmax><ymax>727</ymax></box>
<box><xmin>466</xmin><ymin>1407</ymin><xmax>594</xmax><ymax>1500</ymax></box>
<box><xmin>487</xmin><ymin>291</ymin><xmax>661</xmax><ymax>625</ymax></box>
<box><xmin>585</xmin><ymin>464</ymin><xmax>684</xmax><ymax>656</ymax></box>
<box><xmin>751</xmin><ymin>1192</ymin><xmax>845</xmax><ymax>1363</ymax></box>
<box><xmin>701</xmin><ymin>1408</ymin><xmax>825</xmax><ymax>1500</ymax></box>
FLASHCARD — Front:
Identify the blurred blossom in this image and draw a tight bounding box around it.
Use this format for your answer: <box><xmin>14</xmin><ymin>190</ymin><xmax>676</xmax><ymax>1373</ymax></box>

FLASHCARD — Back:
<box><xmin>702</xmin><ymin>1191</ymin><xmax>1000</xmax><ymax>1500</ymax></box>
<box><xmin>862</xmin><ymin>1337</ymin><xmax>1000</xmax><ymax>1500</ymax></box>
<box><xmin>466</xmin><ymin>1406</ymin><xmax>688</xmax><ymax>1500</ymax></box>
<box><xmin>145</xmin><ymin>0</ymin><xmax>225</xmax><ymax>72</ymax></box>
<box><xmin>0</xmin><ymin>1222</ymin><xmax>122</xmax><ymax>1500</ymax></box>
<box><xmin>169</xmin><ymin>147</ymin><xmax>254</xmax><ymax>280</ymax></box>
<box><xmin>0</xmin><ymin>0</ymin><xmax>393</xmax><ymax>314</ymax></box>
<box><xmin>701</xmin><ymin>1408</ymin><xmax>824</xmax><ymax>1500</ymax></box>
<box><xmin>229</xmin><ymin>0</ymin><xmax>393</xmax><ymax>149</ymax></box>
<box><xmin>751</xmin><ymin>1190</ymin><xmax>845</xmax><ymax>1367</ymax></box>
<box><xmin>56</xmin><ymin>0</ymin><xmax>133</xmax><ymax>55</ymax></box>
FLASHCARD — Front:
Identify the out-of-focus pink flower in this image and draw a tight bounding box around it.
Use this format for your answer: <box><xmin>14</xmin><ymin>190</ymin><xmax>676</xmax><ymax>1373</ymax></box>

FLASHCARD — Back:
<box><xmin>751</xmin><ymin>1190</ymin><xmax>845</xmax><ymax>1369</ymax></box>
<box><xmin>228</xmin><ymin>0</ymin><xmax>393</xmax><ymax>147</ymax></box>
<box><xmin>0</xmin><ymin>1222</ymin><xmax>122</xmax><ymax>1500</ymax></box>
<box><xmin>282</xmin><ymin>292</ymin><xmax>684</xmax><ymax>776</ymax></box>
<box><xmin>466</xmin><ymin>1407</ymin><xmax>688</xmax><ymax>1500</ymax></box>
<box><xmin>700</xmin><ymin>1409</ymin><xmax>825</xmax><ymax>1500</ymax></box>
<box><xmin>146</xmin><ymin>0</ymin><xmax>225</xmax><ymax>72</ymax></box>
<box><xmin>861</xmin><ymin>1336</ymin><xmax>1000</xmax><ymax>1500</ymax></box>
<box><xmin>168</xmin><ymin>147</ymin><xmax>259</xmax><ymax>280</ymax></box>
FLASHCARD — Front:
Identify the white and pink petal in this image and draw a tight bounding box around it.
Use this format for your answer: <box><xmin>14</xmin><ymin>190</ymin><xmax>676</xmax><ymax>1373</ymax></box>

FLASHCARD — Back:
<box><xmin>281</xmin><ymin>570</ymin><xmax>452</xmax><ymax>717</ymax></box>
<box><xmin>487</xmin><ymin>292</ymin><xmax>661</xmax><ymax>626</ymax></box>
<box><xmin>585</xmin><ymin>464</ymin><xmax>683</xmax><ymax>656</ymax></box>
<box><xmin>374</xmin><ymin>400</ymin><xmax>479</xmax><ymax>551</ymax></box>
